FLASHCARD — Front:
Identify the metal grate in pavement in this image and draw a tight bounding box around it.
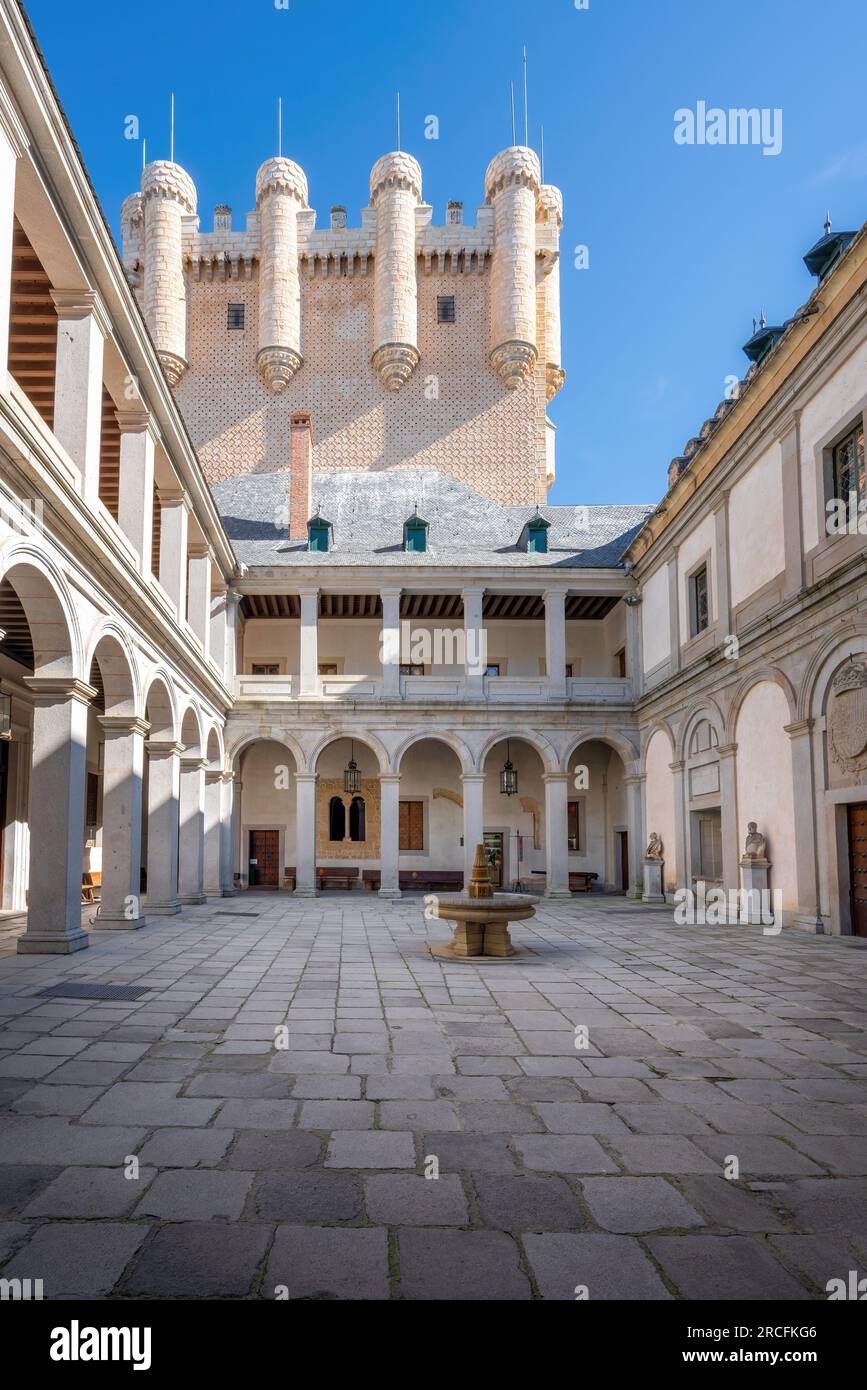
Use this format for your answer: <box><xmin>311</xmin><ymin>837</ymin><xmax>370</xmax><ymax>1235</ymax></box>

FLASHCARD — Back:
<box><xmin>37</xmin><ymin>982</ymin><xmax>150</xmax><ymax>1001</ymax></box>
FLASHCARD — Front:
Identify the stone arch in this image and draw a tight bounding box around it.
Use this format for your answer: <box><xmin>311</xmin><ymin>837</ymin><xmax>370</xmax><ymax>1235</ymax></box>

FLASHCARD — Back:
<box><xmin>204</xmin><ymin>723</ymin><xmax>224</xmax><ymax>772</ymax></box>
<box><xmin>0</xmin><ymin>546</ymin><xmax>82</xmax><ymax>678</ymax></box>
<box><xmin>477</xmin><ymin>727</ymin><xmax>559</xmax><ymax>776</ymax></box>
<box><xmin>142</xmin><ymin>671</ymin><xmax>178</xmax><ymax>742</ymax></box>
<box><xmin>85</xmin><ymin>623</ymin><xmax>140</xmax><ymax>717</ymax></box>
<box><xmin>801</xmin><ymin>625</ymin><xmax>867</xmax><ymax>722</ymax></box>
<box><xmin>392</xmin><ymin>729</ymin><xmax>473</xmax><ymax>776</ymax></box>
<box><xmin>734</xmin><ymin>679</ymin><xmax>798</xmax><ymax>912</ymax></box>
<box><xmin>640</xmin><ymin>718</ymin><xmax>676</xmax><ymax>775</ymax></box>
<box><xmin>310</xmin><ymin>729</ymin><xmax>389</xmax><ymax>777</ymax></box>
<box><xmin>178</xmin><ymin>703</ymin><xmax>204</xmax><ymax>759</ymax></box>
<box><xmin>675</xmin><ymin>699</ymin><xmax>726</xmax><ymax>763</ymax></box>
<box><xmin>227</xmin><ymin>729</ymin><xmax>304</xmax><ymax>774</ymax></box>
<box><xmin>643</xmin><ymin>724</ymin><xmax>678</xmax><ymax>891</ymax></box>
<box><xmin>727</xmin><ymin>667</ymin><xmax>797</xmax><ymax>742</ymax></box>
<box><xmin>562</xmin><ymin>728</ymin><xmax>640</xmax><ymax>775</ymax></box>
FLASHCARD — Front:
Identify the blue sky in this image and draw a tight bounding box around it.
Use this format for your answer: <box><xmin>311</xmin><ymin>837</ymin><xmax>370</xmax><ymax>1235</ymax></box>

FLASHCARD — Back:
<box><xmin>24</xmin><ymin>0</ymin><xmax>867</xmax><ymax>506</ymax></box>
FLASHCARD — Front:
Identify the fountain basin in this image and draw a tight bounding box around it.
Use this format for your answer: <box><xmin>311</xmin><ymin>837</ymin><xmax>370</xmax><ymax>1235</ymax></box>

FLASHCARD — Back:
<box><xmin>429</xmin><ymin>892</ymin><xmax>536</xmax><ymax>960</ymax></box>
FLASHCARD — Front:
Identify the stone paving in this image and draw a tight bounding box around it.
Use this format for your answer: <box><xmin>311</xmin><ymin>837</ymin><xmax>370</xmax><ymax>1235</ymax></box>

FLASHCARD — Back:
<box><xmin>0</xmin><ymin>893</ymin><xmax>866</xmax><ymax>1300</ymax></box>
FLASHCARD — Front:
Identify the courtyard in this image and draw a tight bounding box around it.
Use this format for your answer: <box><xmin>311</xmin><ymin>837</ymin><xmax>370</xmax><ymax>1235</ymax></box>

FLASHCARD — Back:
<box><xmin>0</xmin><ymin>895</ymin><xmax>866</xmax><ymax>1301</ymax></box>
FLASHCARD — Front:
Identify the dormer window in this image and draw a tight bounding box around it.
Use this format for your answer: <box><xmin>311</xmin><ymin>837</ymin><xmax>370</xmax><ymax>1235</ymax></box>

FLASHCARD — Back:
<box><xmin>524</xmin><ymin>511</ymin><xmax>550</xmax><ymax>554</ymax></box>
<box><xmin>308</xmin><ymin>512</ymin><xmax>333</xmax><ymax>553</ymax></box>
<box><xmin>403</xmin><ymin>512</ymin><xmax>429</xmax><ymax>553</ymax></box>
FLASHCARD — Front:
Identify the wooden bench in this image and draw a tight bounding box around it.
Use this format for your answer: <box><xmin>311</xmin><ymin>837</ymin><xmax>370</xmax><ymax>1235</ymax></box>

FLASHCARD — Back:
<box><xmin>317</xmin><ymin>867</ymin><xmax>359</xmax><ymax>891</ymax></box>
<box><xmin>82</xmin><ymin>871</ymin><xmax>102</xmax><ymax>905</ymax></box>
<box><xmin>362</xmin><ymin>869</ymin><xmax>381</xmax><ymax>891</ymax></box>
<box><xmin>283</xmin><ymin>866</ymin><xmax>296</xmax><ymax>892</ymax></box>
<box><xmin>399</xmin><ymin>870</ymin><xmax>464</xmax><ymax>893</ymax></box>
<box><xmin>569</xmin><ymin>871</ymin><xmax>598</xmax><ymax>893</ymax></box>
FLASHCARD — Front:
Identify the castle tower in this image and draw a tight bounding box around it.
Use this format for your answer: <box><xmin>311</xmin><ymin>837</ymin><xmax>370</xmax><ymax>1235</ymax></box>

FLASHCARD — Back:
<box><xmin>119</xmin><ymin>191</ymin><xmax>143</xmax><ymax>277</ymax></box>
<box><xmin>140</xmin><ymin>160</ymin><xmax>196</xmax><ymax>386</ymax></box>
<box><xmin>369</xmin><ymin>151</ymin><xmax>422</xmax><ymax>391</ymax></box>
<box><xmin>485</xmin><ymin>146</ymin><xmax>541</xmax><ymax>389</ymax></box>
<box><xmin>537</xmin><ymin>183</ymin><xmax>565</xmax><ymax>401</ymax></box>
<box><xmin>255</xmin><ymin>156</ymin><xmax>308</xmax><ymax>392</ymax></box>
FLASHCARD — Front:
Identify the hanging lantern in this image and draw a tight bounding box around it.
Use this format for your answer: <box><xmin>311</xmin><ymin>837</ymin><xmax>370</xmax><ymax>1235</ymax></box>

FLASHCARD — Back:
<box><xmin>500</xmin><ymin>740</ymin><xmax>518</xmax><ymax>797</ymax></box>
<box><xmin>343</xmin><ymin>740</ymin><xmax>361</xmax><ymax>795</ymax></box>
<box><xmin>0</xmin><ymin>687</ymin><xmax>10</xmax><ymax>740</ymax></box>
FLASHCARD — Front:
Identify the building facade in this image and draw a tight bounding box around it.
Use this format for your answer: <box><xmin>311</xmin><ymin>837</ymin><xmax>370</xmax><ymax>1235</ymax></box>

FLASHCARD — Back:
<box><xmin>0</xmin><ymin>0</ymin><xmax>865</xmax><ymax>951</ymax></box>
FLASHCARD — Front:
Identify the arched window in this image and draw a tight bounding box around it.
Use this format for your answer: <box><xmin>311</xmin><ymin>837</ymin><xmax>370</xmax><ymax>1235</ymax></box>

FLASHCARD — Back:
<box><xmin>349</xmin><ymin>796</ymin><xmax>366</xmax><ymax>842</ymax></box>
<box><xmin>328</xmin><ymin>796</ymin><xmax>346</xmax><ymax>841</ymax></box>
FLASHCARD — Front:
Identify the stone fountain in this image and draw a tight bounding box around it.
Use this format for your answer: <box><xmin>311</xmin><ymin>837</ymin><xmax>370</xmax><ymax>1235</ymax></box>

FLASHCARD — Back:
<box><xmin>428</xmin><ymin>844</ymin><xmax>537</xmax><ymax>961</ymax></box>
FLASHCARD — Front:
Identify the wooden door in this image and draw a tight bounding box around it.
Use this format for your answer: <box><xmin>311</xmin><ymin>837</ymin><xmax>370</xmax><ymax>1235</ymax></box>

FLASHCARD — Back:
<box><xmin>847</xmin><ymin>804</ymin><xmax>867</xmax><ymax>937</ymax></box>
<box><xmin>249</xmin><ymin>830</ymin><xmax>279</xmax><ymax>888</ymax></box>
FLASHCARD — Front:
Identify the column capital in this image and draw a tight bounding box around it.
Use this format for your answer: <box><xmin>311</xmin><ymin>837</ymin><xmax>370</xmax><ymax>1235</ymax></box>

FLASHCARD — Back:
<box><xmin>784</xmin><ymin>718</ymin><xmax>814</xmax><ymax>738</ymax></box>
<box><xmin>98</xmin><ymin>715</ymin><xmax>151</xmax><ymax>738</ymax></box>
<box><xmin>717</xmin><ymin>742</ymin><xmax>738</xmax><ymax>759</ymax></box>
<box><xmin>50</xmin><ymin>289</ymin><xmax>112</xmax><ymax>337</ymax></box>
<box><xmin>542</xmin><ymin>771</ymin><xmax>570</xmax><ymax>784</ymax></box>
<box><xmin>227</xmin><ymin>588</ymin><xmax>244</xmax><ymax>607</ymax></box>
<box><xmin>379</xmin><ymin>773</ymin><xmax>401</xmax><ymax>786</ymax></box>
<box><xmin>146</xmin><ymin>739</ymin><xmax>184</xmax><ymax>759</ymax></box>
<box><xmin>542</xmin><ymin>588</ymin><xmax>567</xmax><ymax>604</ymax></box>
<box><xmin>380</xmin><ymin>587</ymin><xmax>402</xmax><ymax>601</ymax></box>
<box><xmin>622</xmin><ymin>772</ymin><xmax>645</xmax><ymax>787</ymax></box>
<box><xmin>461</xmin><ymin>586</ymin><xmax>485</xmax><ymax>599</ymax></box>
<box><xmin>205</xmin><ymin>768</ymin><xmax>223</xmax><ymax>785</ymax></box>
<box><xmin>669</xmin><ymin>759</ymin><xmax>686</xmax><ymax>772</ymax></box>
<box><xmin>23</xmin><ymin>677</ymin><xmax>96</xmax><ymax>706</ymax></box>
<box><xmin>295</xmin><ymin>771</ymin><xmax>319</xmax><ymax>784</ymax></box>
<box><xmin>298</xmin><ymin>586</ymin><xmax>320</xmax><ymax>600</ymax></box>
<box><xmin>114</xmin><ymin>407</ymin><xmax>159</xmax><ymax>442</ymax></box>
<box><xmin>188</xmin><ymin>541</ymin><xmax>212</xmax><ymax>561</ymax></box>
<box><xmin>158</xmin><ymin>488</ymin><xmax>192</xmax><ymax>513</ymax></box>
<box><xmin>461</xmin><ymin>773</ymin><xmax>486</xmax><ymax>784</ymax></box>
<box><xmin>181</xmin><ymin>756</ymin><xmax>208</xmax><ymax>771</ymax></box>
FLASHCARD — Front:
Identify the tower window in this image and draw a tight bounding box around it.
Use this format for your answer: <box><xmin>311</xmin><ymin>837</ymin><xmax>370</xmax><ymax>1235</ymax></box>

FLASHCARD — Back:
<box><xmin>437</xmin><ymin>296</ymin><xmax>456</xmax><ymax>324</ymax></box>
<box><xmin>227</xmin><ymin>303</ymin><xmax>245</xmax><ymax>330</ymax></box>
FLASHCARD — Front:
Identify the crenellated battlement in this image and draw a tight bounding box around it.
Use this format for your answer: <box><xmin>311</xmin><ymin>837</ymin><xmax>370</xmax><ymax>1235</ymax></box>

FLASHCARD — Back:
<box><xmin>122</xmin><ymin>140</ymin><xmax>566</xmax><ymax>503</ymax></box>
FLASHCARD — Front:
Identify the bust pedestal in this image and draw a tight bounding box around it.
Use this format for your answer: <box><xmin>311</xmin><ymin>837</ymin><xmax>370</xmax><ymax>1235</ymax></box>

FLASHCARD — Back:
<box><xmin>642</xmin><ymin>858</ymin><xmax>665</xmax><ymax>904</ymax></box>
<box><xmin>740</xmin><ymin>856</ymin><xmax>770</xmax><ymax>923</ymax></box>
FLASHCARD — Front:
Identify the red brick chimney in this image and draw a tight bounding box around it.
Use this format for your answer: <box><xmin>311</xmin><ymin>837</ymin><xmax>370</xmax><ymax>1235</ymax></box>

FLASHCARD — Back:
<box><xmin>289</xmin><ymin>412</ymin><xmax>313</xmax><ymax>542</ymax></box>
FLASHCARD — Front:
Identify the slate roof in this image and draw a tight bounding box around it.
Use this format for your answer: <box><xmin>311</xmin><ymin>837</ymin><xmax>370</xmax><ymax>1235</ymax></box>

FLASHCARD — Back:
<box><xmin>210</xmin><ymin>468</ymin><xmax>654</xmax><ymax>570</ymax></box>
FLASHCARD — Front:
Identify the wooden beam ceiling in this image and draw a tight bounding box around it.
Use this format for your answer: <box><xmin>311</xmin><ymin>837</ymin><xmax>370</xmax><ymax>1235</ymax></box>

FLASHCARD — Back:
<box><xmin>8</xmin><ymin>219</ymin><xmax>57</xmax><ymax>431</ymax></box>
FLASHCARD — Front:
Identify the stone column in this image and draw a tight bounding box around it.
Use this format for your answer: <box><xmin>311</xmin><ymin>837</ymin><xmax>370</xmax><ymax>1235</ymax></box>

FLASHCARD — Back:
<box><xmin>379</xmin><ymin>774</ymin><xmax>402</xmax><ymax>899</ymax></box>
<box><xmin>219</xmin><ymin>772</ymin><xmax>237</xmax><ymax>896</ymax></box>
<box><xmin>543</xmin><ymin>772</ymin><xmax>571</xmax><ymax>898</ymax></box>
<box><xmin>299</xmin><ymin>588</ymin><xmax>319</xmax><ymax>697</ymax></box>
<box><xmin>717</xmin><ymin>743</ymin><xmax>740</xmax><ymax>892</ymax></box>
<box><xmin>623</xmin><ymin>773</ymin><xmax>645</xmax><ymax>898</ymax></box>
<box><xmin>178</xmin><ymin>756</ymin><xmax>206</xmax><ymax>904</ymax></box>
<box><xmin>187</xmin><ymin>544</ymin><xmax>212</xmax><ymax>658</ymax></box>
<box><xmin>544</xmin><ymin>590</ymin><xmax>567</xmax><ymax>698</ymax></box>
<box><xmin>461</xmin><ymin>774</ymin><xmax>486</xmax><ymax>887</ymax></box>
<box><xmin>0</xmin><ymin>94</ymin><xmax>26</xmax><ymax>377</ymax></box>
<box><xmin>145</xmin><ymin>739</ymin><xmax>181</xmax><ymax>914</ymax></box>
<box><xmin>51</xmin><ymin>291</ymin><xmax>110</xmax><ymax>508</ymax></box>
<box><xmin>462</xmin><ymin>588</ymin><xmax>485</xmax><ymax>697</ymax></box>
<box><xmin>785</xmin><ymin>719</ymin><xmax>819</xmax><ymax>926</ymax></box>
<box><xmin>116</xmin><ymin>409</ymin><xmax>157</xmax><ymax>574</ymax></box>
<box><xmin>295</xmin><ymin>772</ymin><xmax>318</xmax><ymax>896</ymax></box>
<box><xmin>157</xmin><ymin>491</ymin><xmax>189</xmax><ymax>618</ymax></box>
<box><xmin>17</xmin><ymin>677</ymin><xmax>93</xmax><ymax>954</ymax></box>
<box><xmin>670</xmin><ymin>759</ymin><xmax>688</xmax><ymax>891</ymax></box>
<box><xmin>212</xmin><ymin>588</ymin><xmax>242</xmax><ymax>687</ymax></box>
<box><xmin>380</xmin><ymin>588</ymin><xmax>402</xmax><ymax>698</ymax></box>
<box><xmin>667</xmin><ymin>554</ymin><xmax>681</xmax><ymax>674</ymax></box>
<box><xmin>203</xmin><ymin>768</ymin><xmax>223</xmax><ymax>897</ymax></box>
<box><xmin>97</xmin><ymin>715</ymin><xmax>149</xmax><ymax>929</ymax></box>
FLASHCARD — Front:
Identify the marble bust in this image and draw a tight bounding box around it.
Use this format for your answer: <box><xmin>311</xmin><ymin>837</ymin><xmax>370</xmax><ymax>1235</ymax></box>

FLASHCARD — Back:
<box><xmin>744</xmin><ymin>822</ymin><xmax>767</xmax><ymax>860</ymax></box>
<box><xmin>645</xmin><ymin>832</ymin><xmax>664</xmax><ymax>860</ymax></box>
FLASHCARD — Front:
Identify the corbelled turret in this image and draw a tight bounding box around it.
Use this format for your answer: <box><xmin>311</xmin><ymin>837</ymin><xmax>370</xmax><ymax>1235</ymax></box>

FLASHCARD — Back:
<box><xmin>369</xmin><ymin>151</ymin><xmax>422</xmax><ymax>390</ymax></box>
<box><xmin>140</xmin><ymin>160</ymin><xmax>196</xmax><ymax>386</ymax></box>
<box><xmin>485</xmin><ymin>146</ymin><xmax>541</xmax><ymax>389</ymax></box>
<box><xmin>255</xmin><ymin>156</ymin><xmax>308</xmax><ymax>392</ymax></box>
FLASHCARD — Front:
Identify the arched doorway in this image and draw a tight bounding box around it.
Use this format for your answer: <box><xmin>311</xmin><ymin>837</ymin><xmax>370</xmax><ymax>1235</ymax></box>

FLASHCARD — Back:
<box><xmin>235</xmin><ymin>738</ymin><xmax>298</xmax><ymax>891</ymax></box>
<box><xmin>141</xmin><ymin>675</ymin><xmax>180</xmax><ymax>915</ymax></box>
<box><xmin>479</xmin><ymin>737</ymin><xmax>548</xmax><ymax>891</ymax></box>
<box><xmin>566</xmin><ymin>739</ymin><xmax>632</xmax><ymax>893</ymax></box>
<box><xmin>395</xmin><ymin>736</ymin><xmax>466</xmax><ymax>892</ymax></box>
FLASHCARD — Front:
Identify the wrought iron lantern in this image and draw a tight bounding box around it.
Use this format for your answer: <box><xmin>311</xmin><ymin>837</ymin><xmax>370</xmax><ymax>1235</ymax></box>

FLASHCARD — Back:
<box><xmin>343</xmin><ymin>740</ymin><xmax>361</xmax><ymax>795</ymax></box>
<box><xmin>0</xmin><ymin>687</ymin><xmax>11</xmax><ymax>740</ymax></box>
<box><xmin>500</xmin><ymin>740</ymin><xmax>518</xmax><ymax>797</ymax></box>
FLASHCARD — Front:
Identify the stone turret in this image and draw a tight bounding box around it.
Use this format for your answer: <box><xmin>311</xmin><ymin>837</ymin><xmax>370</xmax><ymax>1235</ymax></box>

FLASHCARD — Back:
<box><xmin>120</xmin><ymin>191</ymin><xmax>143</xmax><ymax>276</ymax></box>
<box><xmin>485</xmin><ymin>146</ymin><xmax>541</xmax><ymax>389</ymax></box>
<box><xmin>370</xmin><ymin>151</ymin><xmax>422</xmax><ymax>390</ymax></box>
<box><xmin>255</xmin><ymin>156</ymin><xmax>308</xmax><ymax>392</ymax></box>
<box><xmin>140</xmin><ymin>160</ymin><xmax>196</xmax><ymax>386</ymax></box>
<box><xmin>537</xmin><ymin>183</ymin><xmax>565</xmax><ymax>401</ymax></box>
